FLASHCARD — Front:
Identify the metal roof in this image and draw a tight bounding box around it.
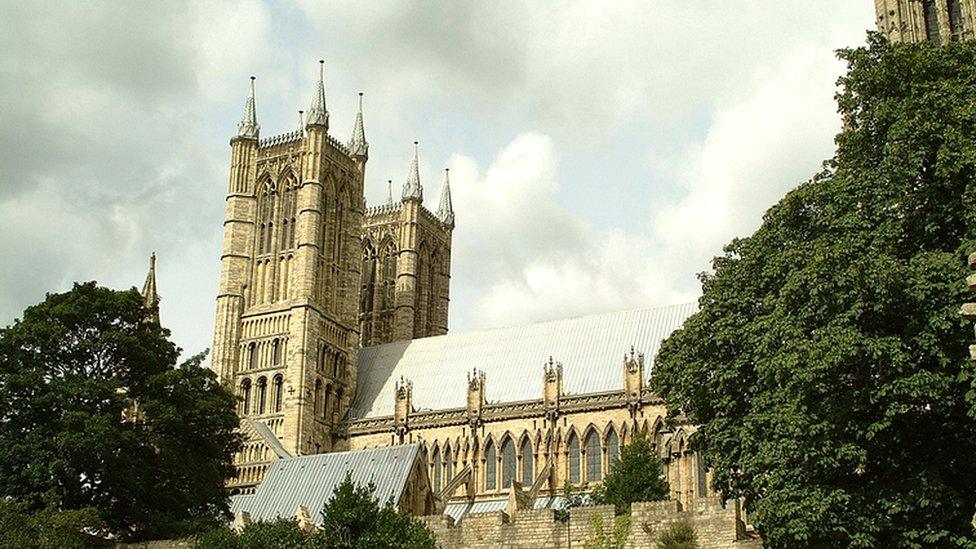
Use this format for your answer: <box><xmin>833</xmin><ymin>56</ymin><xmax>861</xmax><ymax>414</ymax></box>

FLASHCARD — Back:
<box><xmin>443</xmin><ymin>496</ymin><xmax>566</xmax><ymax>524</ymax></box>
<box><xmin>349</xmin><ymin>304</ymin><xmax>697</xmax><ymax>420</ymax></box>
<box><xmin>237</xmin><ymin>444</ymin><xmax>421</xmax><ymax>524</ymax></box>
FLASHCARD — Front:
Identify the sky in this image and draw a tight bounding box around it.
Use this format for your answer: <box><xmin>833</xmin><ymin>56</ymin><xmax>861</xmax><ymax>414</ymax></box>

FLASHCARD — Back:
<box><xmin>0</xmin><ymin>1</ymin><xmax>877</xmax><ymax>358</ymax></box>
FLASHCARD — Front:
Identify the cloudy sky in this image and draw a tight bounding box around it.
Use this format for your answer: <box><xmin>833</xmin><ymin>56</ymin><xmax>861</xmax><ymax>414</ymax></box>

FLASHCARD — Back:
<box><xmin>0</xmin><ymin>1</ymin><xmax>875</xmax><ymax>357</ymax></box>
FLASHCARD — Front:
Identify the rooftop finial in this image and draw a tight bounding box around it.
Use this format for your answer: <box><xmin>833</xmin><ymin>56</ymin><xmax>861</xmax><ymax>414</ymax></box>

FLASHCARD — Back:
<box><xmin>387</xmin><ymin>179</ymin><xmax>394</xmax><ymax>205</ymax></box>
<box><xmin>347</xmin><ymin>92</ymin><xmax>368</xmax><ymax>158</ymax></box>
<box><xmin>306</xmin><ymin>60</ymin><xmax>329</xmax><ymax>128</ymax></box>
<box><xmin>297</xmin><ymin>110</ymin><xmax>304</xmax><ymax>133</ymax></box>
<box><xmin>402</xmin><ymin>141</ymin><xmax>423</xmax><ymax>201</ymax></box>
<box><xmin>236</xmin><ymin>76</ymin><xmax>259</xmax><ymax>139</ymax></box>
<box><xmin>436</xmin><ymin>167</ymin><xmax>455</xmax><ymax>228</ymax></box>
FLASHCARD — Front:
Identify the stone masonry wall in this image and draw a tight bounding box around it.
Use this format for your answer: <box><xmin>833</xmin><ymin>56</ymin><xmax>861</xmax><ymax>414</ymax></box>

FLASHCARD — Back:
<box><xmin>420</xmin><ymin>497</ymin><xmax>762</xmax><ymax>549</ymax></box>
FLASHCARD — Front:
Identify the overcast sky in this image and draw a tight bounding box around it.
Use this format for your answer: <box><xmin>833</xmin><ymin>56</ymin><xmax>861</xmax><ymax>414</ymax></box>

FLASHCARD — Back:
<box><xmin>0</xmin><ymin>1</ymin><xmax>876</xmax><ymax>357</ymax></box>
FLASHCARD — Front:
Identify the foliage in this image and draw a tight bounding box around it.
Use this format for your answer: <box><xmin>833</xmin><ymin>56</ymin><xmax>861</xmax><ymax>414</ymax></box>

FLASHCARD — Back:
<box><xmin>652</xmin><ymin>35</ymin><xmax>976</xmax><ymax>548</ymax></box>
<box><xmin>656</xmin><ymin>520</ymin><xmax>698</xmax><ymax>549</ymax></box>
<box><xmin>0</xmin><ymin>499</ymin><xmax>103</xmax><ymax>549</ymax></box>
<box><xmin>555</xmin><ymin>481</ymin><xmax>590</xmax><ymax>522</ymax></box>
<box><xmin>0</xmin><ymin>282</ymin><xmax>242</xmax><ymax>541</ymax></box>
<box><xmin>591</xmin><ymin>430</ymin><xmax>670</xmax><ymax>514</ymax></box>
<box><xmin>194</xmin><ymin>475</ymin><xmax>436</xmax><ymax>549</ymax></box>
<box><xmin>318</xmin><ymin>474</ymin><xmax>435</xmax><ymax>548</ymax></box>
<box><xmin>583</xmin><ymin>513</ymin><xmax>630</xmax><ymax>549</ymax></box>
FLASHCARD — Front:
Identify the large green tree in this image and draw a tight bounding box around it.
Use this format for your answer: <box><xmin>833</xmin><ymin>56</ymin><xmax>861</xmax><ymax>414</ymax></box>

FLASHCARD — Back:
<box><xmin>0</xmin><ymin>282</ymin><xmax>241</xmax><ymax>541</ymax></box>
<box><xmin>652</xmin><ymin>36</ymin><xmax>976</xmax><ymax>548</ymax></box>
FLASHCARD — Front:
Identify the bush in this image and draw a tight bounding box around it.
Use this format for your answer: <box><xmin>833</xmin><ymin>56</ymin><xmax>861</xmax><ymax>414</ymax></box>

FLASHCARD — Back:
<box><xmin>583</xmin><ymin>513</ymin><xmax>630</xmax><ymax>549</ymax></box>
<box><xmin>656</xmin><ymin>520</ymin><xmax>697</xmax><ymax>549</ymax></box>
<box><xmin>0</xmin><ymin>499</ymin><xmax>104</xmax><ymax>549</ymax></box>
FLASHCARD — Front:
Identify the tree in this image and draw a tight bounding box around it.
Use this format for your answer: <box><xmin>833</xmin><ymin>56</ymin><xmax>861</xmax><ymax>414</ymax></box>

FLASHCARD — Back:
<box><xmin>0</xmin><ymin>282</ymin><xmax>241</xmax><ymax>541</ymax></box>
<box><xmin>592</xmin><ymin>431</ymin><xmax>670</xmax><ymax>514</ymax></box>
<box><xmin>317</xmin><ymin>474</ymin><xmax>436</xmax><ymax>549</ymax></box>
<box><xmin>652</xmin><ymin>35</ymin><xmax>976</xmax><ymax>547</ymax></box>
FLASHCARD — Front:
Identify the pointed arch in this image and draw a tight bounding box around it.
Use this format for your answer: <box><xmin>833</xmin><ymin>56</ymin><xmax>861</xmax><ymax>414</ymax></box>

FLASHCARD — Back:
<box><xmin>240</xmin><ymin>378</ymin><xmax>252</xmax><ymax>415</ymax></box>
<box><xmin>431</xmin><ymin>444</ymin><xmax>442</xmax><ymax>493</ymax></box>
<box><xmin>583</xmin><ymin>425</ymin><xmax>602</xmax><ymax>483</ymax></box>
<box><xmin>500</xmin><ymin>433</ymin><xmax>517</xmax><ymax>489</ymax></box>
<box><xmin>566</xmin><ymin>429</ymin><xmax>581</xmax><ymax>484</ymax></box>
<box><xmin>606</xmin><ymin>426</ymin><xmax>619</xmax><ymax>473</ymax></box>
<box><xmin>359</xmin><ymin>240</ymin><xmax>378</xmax><ymax>345</ymax></box>
<box><xmin>484</xmin><ymin>437</ymin><xmax>497</xmax><ymax>491</ymax></box>
<box><xmin>519</xmin><ymin>434</ymin><xmax>534</xmax><ymax>486</ymax></box>
<box><xmin>443</xmin><ymin>441</ymin><xmax>454</xmax><ymax>486</ymax></box>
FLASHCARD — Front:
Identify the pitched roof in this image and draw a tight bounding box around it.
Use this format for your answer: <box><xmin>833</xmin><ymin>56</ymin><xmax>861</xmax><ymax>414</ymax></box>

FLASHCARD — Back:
<box><xmin>349</xmin><ymin>303</ymin><xmax>697</xmax><ymax>420</ymax></box>
<box><xmin>244</xmin><ymin>418</ymin><xmax>291</xmax><ymax>459</ymax></box>
<box><xmin>236</xmin><ymin>444</ymin><xmax>421</xmax><ymax>524</ymax></box>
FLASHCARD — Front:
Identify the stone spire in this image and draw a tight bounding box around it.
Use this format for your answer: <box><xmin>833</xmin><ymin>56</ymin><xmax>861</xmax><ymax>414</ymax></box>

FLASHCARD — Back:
<box><xmin>141</xmin><ymin>252</ymin><xmax>160</xmax><ymax>323</ymax></box>
<box><xmin>236</xmin><ymin>76</ymin><xmax>259</xmax><ymax>139</ymax></box>
<box><xmin>402</xmin><ymin>141</ymin><xmax>423</xmax><ymax>201</ymax></box>
<box><xmin>306</xmin><ymin>60</ymin><xmax>329</xmax><ymax>128</ymax></box>
<box><xmin>347</xmin><ymin>93</ymin><xmax>368</xmax><ymax>159</ymax></box>
<box><xmin>387</xmin><ymin>179</ymin><xmax>394</xmax><ymax>205</ymax></box>
<box><xmin>436</xmin><ymin>168</ymin><xmax>455</xmax><ymax>228</ymax></box>
<box><xmin>297</xmin><ymin>110</ymin><xmax>304</xmax><ymax>133</ymax></box>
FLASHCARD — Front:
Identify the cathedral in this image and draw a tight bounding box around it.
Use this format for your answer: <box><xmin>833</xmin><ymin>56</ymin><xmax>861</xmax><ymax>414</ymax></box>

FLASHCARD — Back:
<box><xmin>211</xmin><ymin>0</ymin><xmax>976</xmax><ymax>519</ymax></box>
<box><xmin>209</xmin><ymin>61</ymin><xmax>711</xmax><ymax>516</ymax></box>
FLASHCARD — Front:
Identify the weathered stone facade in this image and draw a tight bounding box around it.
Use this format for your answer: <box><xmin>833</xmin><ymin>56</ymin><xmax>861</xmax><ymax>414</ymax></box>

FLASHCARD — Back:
<box><xmin>212</xmin><ymin>65</ymin><xmax>454</xmax><ymax>493</ymax></box>
<box><xmin>875</xmin><ymin>0</ymin><xmax>975</xmax><ymax>43</ymax></box>
<box><xmin>347</xmin><ymin>351</ymin><xmax>713</xmax><ymax>509</ymax></box>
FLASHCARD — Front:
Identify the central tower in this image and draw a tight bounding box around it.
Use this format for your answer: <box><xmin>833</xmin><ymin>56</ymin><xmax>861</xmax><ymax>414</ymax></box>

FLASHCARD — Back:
<box><xmin>211</xmin><ymin>61</ymin><xmax>456</xmax><ymax>492</ymax></box>
<box><xmin>212</xmin><ymin>62</ymin><xmax>365</xmax><ymax>463</ymax></box>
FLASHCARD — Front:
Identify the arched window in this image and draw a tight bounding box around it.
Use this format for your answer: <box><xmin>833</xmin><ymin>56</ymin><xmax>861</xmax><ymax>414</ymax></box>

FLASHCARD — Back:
<box><xmin>485</xmin><ymin>441</ymin><xmax>497</xmax><ymax>491</ymax></box>
<box><xmin>257</xmin><ymin>186</ymin><xmax>274</xmax><ymax>255</ymax></box>
<box><xmin>313</xmin><ymin>379</ymin><xmax>322</xmax><ymax>417</ymax></box>
<box><xmin>922</xmin><ymin>0</ymin><xmax>941</xmax><ymax>43</ymax></box>
<box><xmin>607</xmin><ymin>429</ymin><xmax>619</xmax><ymax>473</ymax></box>
<box><xmin>948</xmin><ymin>0</ymin><xmax>964</xmax><ymax>40</ymax></box>
<box><xmin>567</xmin><ymin>433</ymin><xmax>580</xmax><ymax>483</ymax></box>
<box><xmin>318</xmin><ymin>345</ymin><xmax>327</xmax><ymax>373</ymax></box>
<box><xmin>413</xmin><ymin>244</ymin><xmax>430</xmax><ymax>338</ymax></box>
<box><xmin>521</xmin><ymin>438</ymin><xmax>533</xmax><ymax>486</ymax></box>
<box><xmin>585</xmin><ymin>430</ymin><xmax>602</xmax><ymax>482</ymax></box>
<box><xmin>323</xmin><ymin>387</ymin><xmax>331</xmax><ymax>421</ymax></box>
<box><xmin>257</xmin><ymin>377</ymin><xmax>267</xmax><ymax>415</ymax></box>
<box><xmin>332</xmin><ymin>353</ymin><xmax>342</xmax><ymax>379</ymax></box>
<box><xmin>240</xmin><ymin>378</ymin><xmax>252</xmax><ymax>415</ymax></box>
<box><xmin>280</xmin><ymin>179</ymin><xmax>297</xmax><ymax>251</ymax></box>
<box><xmin>432</xmin><ymin>447</ymin><xmax>442</xmax><ymax>493</ymax></box>
<box><xmin>426</xmin><ymin>250</ymin><xmax>438</xmax><ymax>334</ymax></box>
<box><xmin>272</xmin><ymin>339</ymin><xmax>281</xmax><ymax>366</ymax></box>
<box><xmin>248</xmin><ymin>343</ymin><xmax>257</xmax><ymax>370</ymax></box>
<box><xmin>333</xmin><ymin>388</ymin><xmax>344</xmax><ymax>422</ymax></box>
<box><xmin>360</xmin><ymin>243</ymin><xmax>377</xmax><ymax>345</ymax></box>
<box><xmin>381</xmin><ymin>241</ymin><xmax>397</xmax><ymax>338</ymax></box>
<box><xmin>273</xmin><ymin>375</ymin><xmax>283</xmax><ymax>413</ymax></box>
<box><xmin>445</xmin><ymin>446</ymin><xmax>454</xmax><ymax>484</ymax></box>
<box><xmin>501</xmin><ymin>437</ymin><xmax>516</xmax><ymax>489</ymax></box>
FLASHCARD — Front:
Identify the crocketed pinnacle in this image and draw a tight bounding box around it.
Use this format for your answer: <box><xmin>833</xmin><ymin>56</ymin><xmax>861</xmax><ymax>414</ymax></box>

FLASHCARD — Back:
<box><xmin>297</xmin><ymin>110</ymin><xmax>304</xmax><ymax>133</ymax></box>
<box><xmin>306</xmin><ymin>60</ymin><xmax>329</xmax><ymax>128</ymax></box>
<box><xmin>347</xmin><ymin>93</ymin><xmax>368</xmax><ymax>158</ymax></box>
<box><xmin>437</xmin><ymin>168</ymin><xmax>455</xmax><ymax>228</ymax></box>
<box><xmin>141</xmin><ymin>252</ymin><xmax>160</xmax><ymax>323</ymax></box>
<box><xmin>402</xmin><ymin>141</ymin><xmax>423</xmax><ymax>201</ymax></box>
<box><xmin>387</xmin><ymin>180</ymin><xmax>394</xmax><ymax>205</ymax></box>
<box><xmin>236</xmin><ymin>76</ymin><xmax>259</xmax><ymax>139</ymax></box>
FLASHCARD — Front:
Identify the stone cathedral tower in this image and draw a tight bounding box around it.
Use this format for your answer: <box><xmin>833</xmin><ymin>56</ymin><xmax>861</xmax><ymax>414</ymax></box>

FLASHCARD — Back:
<box><xmin>875</xmin><ymin>0</ymin><xmax>975</xmax><ymax>43</ymax></box>
<box><xmin>212</xmin><ymin>62</ymin><xmax>454</xmax><ymax>489</ymax></box>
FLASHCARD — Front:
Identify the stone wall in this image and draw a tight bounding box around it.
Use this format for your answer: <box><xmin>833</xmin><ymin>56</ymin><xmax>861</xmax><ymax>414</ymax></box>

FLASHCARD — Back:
<box><xmin>420</xmin><ymin>497</ymin><xmax>762</xmax><ymax>549</ymax></box>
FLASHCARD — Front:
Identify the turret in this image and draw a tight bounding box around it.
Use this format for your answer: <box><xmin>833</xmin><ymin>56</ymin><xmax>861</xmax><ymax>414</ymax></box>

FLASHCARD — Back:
<box><xmin>394</xmin><ymin>376</ymin><xmax>413</xmax><ymax>441</ymax></box>
<box><xmin>542</xmin><ymin>357</ymin><xmax>562</xmax><ymax>422</ymax></box>
<box><xmin>306</xmin><ymin>60</ymin><xmax>329</xmax><ymax>130</ymax></box>
<box><xmin>348</xmin><ymin>92</ymin><xmax>369</xmax><ymax>163</ymax></box>
<box><xmin>395</xmin><ymin>142</ymin><xmax>423</xmax><ymax>340</ymax></box>
<box><xmin>467</xmin><ymin>368</ymin><xmax>486</xmax><ymax>427</ymax></box>
<box><xmin>212</xmin><ymin>77</ymin><xmax>261</xmax><ymax>385</ymax></box>
<box><xmin>623</xmin><ymin>346</ymin><xmax>645</xmax><ymax>416</ymax></box>
<box><xmin>436</xmin><ymin>168</ymin><xmax>455</xmax><ymax>229</ymax></box>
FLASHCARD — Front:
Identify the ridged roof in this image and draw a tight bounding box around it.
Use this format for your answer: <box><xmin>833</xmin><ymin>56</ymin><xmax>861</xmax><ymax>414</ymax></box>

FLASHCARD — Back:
<box><xmin>233</xmin><ymin>444</ymin><xmax>421</xmax><ymax>524</ymax></box>
<box><xmin>349</xmin><ymin>304</ymin><xmax>697</xmax><ymax>420</ymax></box>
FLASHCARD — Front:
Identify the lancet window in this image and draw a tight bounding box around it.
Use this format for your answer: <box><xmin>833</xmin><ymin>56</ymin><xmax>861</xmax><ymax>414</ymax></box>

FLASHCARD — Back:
<box><xmin>501</xmin><ymin>437</ymin><xmax>516</xmax><ymax>489</ymax></box>
<box><xmin>520</xmin><ymin>438</ymin><xmax>533</xmax><ymax>486</ymax></box>
<box><xmin>273</xmin><ymin>374</ymin><xmax>283</xmax><ymax>413</ymax></box>
<box><xmin>585</xmin><ymin>430</ymin><xmax>602</xmax><ymax>482</ymax></box>
<box><xmin>485</xmin><ymin>441</ymin><xmax>497</xmax><ymax>490</ymax></box>
<box><xmin>568</xmin><ymin>433</ymin><xmax>581</xmax><ymax>483</ymax></box>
